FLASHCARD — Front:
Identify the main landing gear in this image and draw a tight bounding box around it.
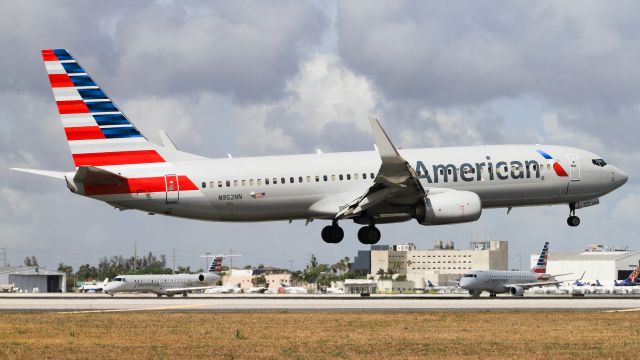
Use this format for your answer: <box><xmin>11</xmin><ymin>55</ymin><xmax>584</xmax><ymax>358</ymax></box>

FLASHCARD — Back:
<box><xmin>567</xmin><ymin>203</ymin><xmax>580</xmax><ymax>227</ymax></box>
<box><xmin>357</xmin><ymin>225</ymin><xmax>381</xmax><ymax>245</ymax></box>
<box><xmin>321</xmin><ymin>221</ymin><xmax>344</xmax><ymax>244</ymax></box>
<box><xmin>321</xmin><ymin>221</ymin><xmax>381</xmax><ymax>245</ymax></box>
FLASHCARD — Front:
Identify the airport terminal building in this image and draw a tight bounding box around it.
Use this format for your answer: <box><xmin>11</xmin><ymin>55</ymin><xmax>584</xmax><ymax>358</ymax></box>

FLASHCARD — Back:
<box><xmin>529</xmin><ymin>245</ymin><xmax>640</xmax><ymax>284</ymax></box>
<box><xmin>0</xmin><ymin>266</ymin><xmax>66</xmax><ymax>293</ymax></box>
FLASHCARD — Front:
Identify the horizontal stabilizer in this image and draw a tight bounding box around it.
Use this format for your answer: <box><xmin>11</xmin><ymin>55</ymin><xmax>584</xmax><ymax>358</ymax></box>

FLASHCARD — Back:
<box><xmin>10</xmin><ymin>168</ymin><xmax>66</xmax><ymax>179</ymax></box>
<box><xmin>73</xmin><ymin>166</ymin><xmax>127</xmax><ymax>185</ymax></box>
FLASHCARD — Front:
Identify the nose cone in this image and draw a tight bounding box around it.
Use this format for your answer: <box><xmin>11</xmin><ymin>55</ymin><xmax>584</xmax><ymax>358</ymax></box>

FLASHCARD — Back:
<box><xmin>459</xmin><ymin>278</ymin><xmax>470</xmax><ymax>289</ymax></box>
<box><xmin>612</xmin><ymin>166</ymin><xmax>628</xmax><ymax>188</ymax></box>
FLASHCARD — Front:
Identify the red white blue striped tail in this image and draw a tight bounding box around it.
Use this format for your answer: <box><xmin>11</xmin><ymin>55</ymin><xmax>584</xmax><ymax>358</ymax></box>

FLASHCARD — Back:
<box><xmin>531</xmin><ymin>242</ymin><xmax>549</xmax><ymax>274</ymax></box>
<box><xmin>41</xmin><ymin>49</ymin><xmax>165</xmax><ymax>168</ymax></box>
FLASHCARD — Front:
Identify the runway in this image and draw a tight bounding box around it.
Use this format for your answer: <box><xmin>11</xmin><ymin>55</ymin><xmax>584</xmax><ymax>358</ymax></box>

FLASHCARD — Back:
<box><xmin>1</xmin><ymin>294</ymin><xmax>639</xmax><ymax>312</ymax></box>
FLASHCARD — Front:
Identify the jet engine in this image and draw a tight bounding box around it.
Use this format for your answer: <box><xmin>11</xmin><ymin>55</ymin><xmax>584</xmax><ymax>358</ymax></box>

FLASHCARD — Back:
<box><xmin>416</xmin><ymin>190</ymin><xmax>482</xmax><ymax>225</ymax></box>
<box><xmin>510</xmin><ymin>286</ymin><xmax>524</xmax><ymax>297</ymax></box>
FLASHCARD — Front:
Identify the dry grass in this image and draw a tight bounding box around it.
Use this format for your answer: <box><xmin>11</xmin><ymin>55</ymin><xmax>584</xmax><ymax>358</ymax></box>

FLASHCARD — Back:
<box><xmin>0</xmin><ymin>311</ymin><xmax>639</xmax><ymax>359</ymax></box>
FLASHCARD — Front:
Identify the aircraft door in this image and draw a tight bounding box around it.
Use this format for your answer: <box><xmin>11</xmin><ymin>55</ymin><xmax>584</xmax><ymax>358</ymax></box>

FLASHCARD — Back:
<box><xmin>567</xmin><ymin>154</ymin><xmax>580</xmax><ymax>181</ymax></box>
<box><xmin>164</xmin><ymin>174</ymin><xmax>179</xmax><ymax>203</ymax></box>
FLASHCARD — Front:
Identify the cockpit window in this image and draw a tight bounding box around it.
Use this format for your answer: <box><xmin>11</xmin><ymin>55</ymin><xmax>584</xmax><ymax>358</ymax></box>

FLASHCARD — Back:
<box><xmin>463</xmin><ymin>274</ymin><xmax>477</xmax><ymax>278</ymax></box>
<box><xmin>592</xmin><ymin>159</ymin><xmax>607</xmax><ymax>167</ymax></box>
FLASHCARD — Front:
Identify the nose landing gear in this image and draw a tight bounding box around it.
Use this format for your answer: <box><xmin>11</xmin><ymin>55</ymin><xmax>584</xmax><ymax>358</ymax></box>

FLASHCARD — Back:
<box><xmin>567</xmin><ymin>203</ymin><xmax>580</xmax><ymax>227</ymax></box>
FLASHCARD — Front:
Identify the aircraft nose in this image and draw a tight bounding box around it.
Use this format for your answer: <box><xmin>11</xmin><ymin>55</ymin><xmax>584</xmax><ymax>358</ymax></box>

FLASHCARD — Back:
<box><xmin>458</xmin><ymin>278</ymin><xmax>469</xmax><ymax>288</ymax></box>
<box><xmin>612</xmin><ymin>166</ymin><xmax>628</xmax><ymax>187</ymax></box>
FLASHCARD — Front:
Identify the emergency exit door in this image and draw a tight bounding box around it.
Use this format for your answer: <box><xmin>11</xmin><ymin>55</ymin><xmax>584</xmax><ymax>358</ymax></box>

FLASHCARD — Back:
<box><xmin>164</xmin><ymin>174</ymin><xmax>179</xmax><ymax>203</ymax></box>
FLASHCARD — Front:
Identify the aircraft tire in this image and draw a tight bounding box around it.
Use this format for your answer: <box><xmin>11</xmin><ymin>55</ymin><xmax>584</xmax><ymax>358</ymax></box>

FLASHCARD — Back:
<box><xmin>357</xmin><ymin>226</ymin><xmax>381</xmax><ymax>245</ymax></box>
<box><xmin>567</xmin><ymin>216</ymin><xmax>580</xmax><ymax>227</ymax></box>
<box><xmin>321</xmin><ymin>225</ymin><xmax>344</xmax><ymax>243</ymax></box>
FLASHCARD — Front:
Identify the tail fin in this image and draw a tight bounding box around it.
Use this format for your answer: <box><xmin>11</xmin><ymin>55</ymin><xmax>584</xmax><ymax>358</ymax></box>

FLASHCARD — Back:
<box><xmin>41</xmin><ymin>49</ymin><xmax>165</xmax><ymax>168</ymax></box>
<box><xmin>208</xmin><ymin>256</ymin><xmax>224</xmax><ymax>273</ymax></box>
<box><xmin>625</xmin><ymin>264</ymin><xmax>640</xmax><ymax>284</ymax></box>
<box><xmin>531</xmin><ymin>242</ymin><xmax>549</xmax><ymax>274</ymax></box>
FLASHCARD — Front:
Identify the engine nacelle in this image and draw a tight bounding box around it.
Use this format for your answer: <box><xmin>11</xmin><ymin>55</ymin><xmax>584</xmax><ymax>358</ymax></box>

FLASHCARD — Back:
<box><xmin>510</xmin><ymin>286</ymin><xmax>524</xmax><ymax>296</ymax></box>
<box><xmin>416</xmin><ymin>190</ymin><xmax>482</xmax><ymax>225</ymax></box>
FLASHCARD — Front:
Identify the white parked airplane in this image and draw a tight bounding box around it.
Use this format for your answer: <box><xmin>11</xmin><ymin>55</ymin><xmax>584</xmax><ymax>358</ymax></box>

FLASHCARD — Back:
<box><xmin>78</xmin><ymin>278</ymin><xmax>108</xmax><ymax>293</ymax></box>
<box><xmin>103</xmin><ymin>256</ymin><xmax>224</xmax><ymax>297</ymax></box>
<box><xmin>459</xmin><ymin>242</ymin><xmax>577</xmax><ymax>297</ymax></box>
<box><xmin>11</xmin><ymin>49</ymin><xmax>628</xmax><ymax>244</ymax></box>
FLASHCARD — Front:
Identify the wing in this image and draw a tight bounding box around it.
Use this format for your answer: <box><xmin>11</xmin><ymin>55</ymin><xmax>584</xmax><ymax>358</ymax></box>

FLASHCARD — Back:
<box><xmin>335</xmin><ymin>118</ymin><xmax>425</xmax><ymax>221</ymax></box>
<box><xmin>166</xmin><ymin>285</ymin><xmax>217</xmax><ymax>294</ymax></box>
<box><xmin>504</xmin><ymin>281</ymin><xmax>560</xmax><ymax>290</ymax></box>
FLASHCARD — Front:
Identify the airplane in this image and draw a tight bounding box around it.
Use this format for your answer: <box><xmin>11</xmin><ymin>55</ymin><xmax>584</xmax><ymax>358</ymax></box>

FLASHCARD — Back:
<box><xmin>615</xmin><ymin>264</ymin><xmax>640</xmax><ymax>286</ymax></box>
<box><xmin>459</xmin><ymin>242</ymin><xmax>574</xmax><ymax>297</ymax></box>
<box><xmin>103</xmin><ymin>255</ymin><xmax>224</xmax><ymax>297</ymax></box>
<box><xmin>204</xmin><ymin>283</ymin><xmax>242</xmax><ymax>294</ymax></box>
<box><xmin>264</xmin><ymin>282</ymin><xmax>308</xmax><ymax>294</ymax></box>
<box><xmin>77</xmin><ymin>278</ymin><xmax>109</xmax><ymax>293</ymax></box>
<box><xmin>11</xmin><ymin>49</ymin><xmax>628</xmax><ymax>244</ymax></box>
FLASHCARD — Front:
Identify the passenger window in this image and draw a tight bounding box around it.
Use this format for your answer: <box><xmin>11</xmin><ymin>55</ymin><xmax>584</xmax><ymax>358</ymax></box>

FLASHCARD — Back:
<box><xmin>201</xmin><ymin>182</ymin><xmax>206</xmax><ymax>188</ymax></box>
<box><xmin>440</xmin><ymin>169</ymin><xmax>444</xmax><ymax>175</ymax></box>
<box><xmin>226</xmin><ymin>180</ymin><xmax>230</xmax><ymax>187</ymax></box>
<box><xmin>272</xmin><ymin>178</ymin><xmax>278</xmax><ymax>184</ymax></box>
<box><xmin>299</xmin><ymin>176</ymin><xmax>303</xmax><ymax>183</ymax></box>
<box><xmin>447</xmin><ymin>168</ymin><xmax>452</xmax><ymax>175</ymax></box>
<box><xmin>315</xmin><ymin>176</ymin><xmax>320</xmax><ymax>182</ymax></box>
<box><xmin>331</xmin><ymin>175</ymin><xmax>336</xmax><ymax>181</ymax></box>
<box><xmin>218</xmin><ymin>181</ymin><xmax>222</xmax><ymax>187</ymax></box>
<box><xmin>307</xmin><ymin>176</ymin><xmax>311</xmax><ymax>182</ymax></box>
<box><xmin>241</xmin><ymin>180</ymin><xmax>246</xmax><ymax>186</ymax></box>
<box><xmin>265</xmin><ymin>178</ymin><xmax>270</xmax><ymax>185</ymax></box>
<box><xmin>339</xmin><ymin>174</ymin><xmax>343</xmax><ymax>180</ymax></box>
<box><xmin>347</xmin><ymin>174</ymin><xmax>351</xmax><ymax>180</ymax></box>
<box><xmin>370</xmin><ymin>173</ymin><xmax>375</xmax><ymax>178</ymax></box>
<box><xmin>281</xmin><ymin>177</ymin><xmax>285</xmax><ymax>184</ymax></box>
<box><xmin>257</xmin><ymin>179</ymin><xmax>262</xmax><ymax>185</ymax></box>
<box><xmin>323</xmin><ymin>175</ymin><xmax>328</xmax><ymax>181</ymax></box>
<box><xmin>290</xmin><ymin>177</ymin><xmax>294</xmax><ymax>183</ymax></box>
<box><xmin>249</xmin><ymin>179</ymin><xmax>254</xmax><ymax>186</ymax></box>
<box><xmin>354</xmin><ymin>173</ymin><xmax>359</xmax><ymax>180</ymax></box>
<box><xmin>233</xmin><ymin>180</ymin><xmax>238</xmax><ymax>187</ymax></box>
<box><xmin>362</xmin><ymin>173</ymin><xmax>366</xmax><ymax>179</ymax></box>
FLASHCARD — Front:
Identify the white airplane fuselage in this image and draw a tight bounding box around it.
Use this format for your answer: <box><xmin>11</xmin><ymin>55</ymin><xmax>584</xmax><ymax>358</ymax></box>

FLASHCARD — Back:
<box><xmin>103</xmin><ymin>273</ymin><xmax>219</xmax><ymax>296</ymax></box>
<box><xmin>75</xmin><ymin>144</ymin><xmax>626</xmax><ymax>223</ymax></box>
<box><xmin>459</xmin><ymin>270</ymin><xmax>546</xmax><ymax>295</ymax></box>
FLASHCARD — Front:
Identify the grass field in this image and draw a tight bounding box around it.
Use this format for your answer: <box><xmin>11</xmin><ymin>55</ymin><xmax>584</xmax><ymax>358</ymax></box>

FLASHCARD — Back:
<box><xmin>1</xmin><ymin>311</ymin><xmax>639</xmax><ymax>359</ymax></box>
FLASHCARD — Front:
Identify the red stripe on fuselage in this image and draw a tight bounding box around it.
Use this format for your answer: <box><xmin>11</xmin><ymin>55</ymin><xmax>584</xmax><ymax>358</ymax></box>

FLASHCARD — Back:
<box><xmin>65</xmin><ymin>126</ymin><xmax>105</xmax><ymax>141</ymax></box>
<box><xmin>72</xmin><ymin>150</ymin><xmax>165</xmax><ymax>167</ymax></box>
<box><xmin>48</xmin><ymin>74</ymin><xmax>74</xmax><ymax>88</ymax></box>
<box><xmin>57</xmin><ymin>100</ymin><xmax>89</xmax><ymax>114</ymax></box>
<box><xmin>83</xmin><ymin>175</ymin><xmax>198</xmax><ymax>195</ymax></box>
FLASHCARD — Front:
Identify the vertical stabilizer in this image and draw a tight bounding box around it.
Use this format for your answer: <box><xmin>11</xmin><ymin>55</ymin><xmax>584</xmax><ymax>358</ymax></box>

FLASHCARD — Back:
<box><xmin>531</xmin><ymin>242</ymin><xmax>549</xmax><ymax>274</ymax></box>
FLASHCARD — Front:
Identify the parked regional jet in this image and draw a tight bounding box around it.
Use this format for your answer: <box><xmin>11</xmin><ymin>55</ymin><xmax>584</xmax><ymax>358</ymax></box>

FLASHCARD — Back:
<box><xmin>459</xmin><ymin>242</ymin><xmax>574</xmax><ymax>297</ymax></box>
<box><xmin>103</xmin><ymin>255</ymin><xmax>224</xmax><ymax>297</ymax></box>
<box><xmin>11</xmin><ymin>49</ymin><xmax>628</xmax><ymax>244</ymax></box>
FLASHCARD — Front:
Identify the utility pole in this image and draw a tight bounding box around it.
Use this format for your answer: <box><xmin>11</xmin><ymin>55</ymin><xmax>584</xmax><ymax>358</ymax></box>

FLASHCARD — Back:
<box><xmin>229</xmin><ymin>248</ymin><xmax>233</xmax><ymax>270</ymax></box>
<box><xmin>133</xmin><ymin>242</ymin><xmax>137</xmax><ymax>271</ymax></box>
<box><xmin>172</xmin><ymin>248</ymin><xmax>176</xmax><ymax>274</ymax></box>
<box><xmin>288</xmin><ymin>260</ymin><xmax>294</xmax><ymax>273</ymax></box>
<box><xmin>0</xmin><ymin>246</ymin><xmax>6</xmax><ymax>267</ymax></box>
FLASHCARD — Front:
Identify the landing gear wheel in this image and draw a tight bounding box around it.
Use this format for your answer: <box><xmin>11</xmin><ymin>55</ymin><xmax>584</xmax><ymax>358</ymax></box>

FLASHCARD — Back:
<box><xmin>357</xmin><ymin>226</ymin><xmax>381</xmax><ymax>245</ymax></box>
<box><xmin>567</xmin><ymin>216</ymin><xmax>580</xmax><ymax>227</ymax></box>
<box><xmin>321</xmin><ymin>225</ymin><xmax>344</xmax><ymax>243</ymax></box>
<box><xmin>182</xmin><ymin>292</ymin><xmax>188</xmax><ymax>298</ymax></box>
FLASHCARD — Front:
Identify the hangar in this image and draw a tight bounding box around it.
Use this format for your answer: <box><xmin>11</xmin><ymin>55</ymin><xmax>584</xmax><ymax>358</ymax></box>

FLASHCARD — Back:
<box><xmin>530</xmin><ymin>247</ymin><xmax>640</xmax><ymax>285</ymax></box>
<box><xmin>0</xmin><ymin>266</ymin><xmax>66</xmax><ymax>293</ymax></box>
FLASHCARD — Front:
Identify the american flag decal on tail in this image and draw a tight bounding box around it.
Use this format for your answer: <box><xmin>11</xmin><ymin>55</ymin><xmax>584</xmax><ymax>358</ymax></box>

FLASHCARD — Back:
<box><xmin>41</xmin><ymin>49</ymin><xmax>165</xmax><ymax>167</ymax></box>
<box><xmin>208</xmin><ymin>257</ymin><xmax>223</xmax><ymax>273</ymax></box>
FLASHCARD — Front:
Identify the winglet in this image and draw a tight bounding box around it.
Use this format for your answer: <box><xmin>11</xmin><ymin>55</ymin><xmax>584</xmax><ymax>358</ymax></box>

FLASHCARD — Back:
<box><xmin>369</xmin><ymin>117</ymin><xmax>403</xmax><ymax>164</ymax></box>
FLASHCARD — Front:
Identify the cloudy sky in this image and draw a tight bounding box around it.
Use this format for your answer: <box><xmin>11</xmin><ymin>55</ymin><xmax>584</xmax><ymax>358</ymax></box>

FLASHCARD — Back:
<box><xmin>2</xmin><ymin>1</ymin><xmax>639</xmax><ymax>271</ymax></box>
